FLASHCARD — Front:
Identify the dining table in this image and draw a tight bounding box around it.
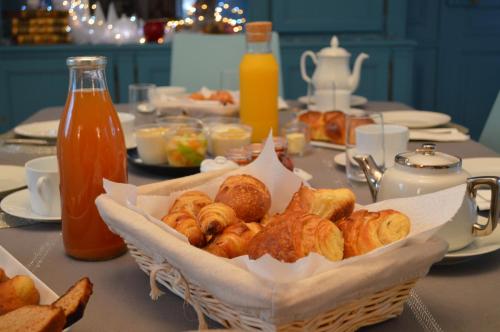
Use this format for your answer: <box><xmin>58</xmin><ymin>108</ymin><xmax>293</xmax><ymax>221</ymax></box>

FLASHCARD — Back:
<box><xmin>0</xmin><ymin>101</ymin><xmax>499</xmax><ymax>332</ymax></box>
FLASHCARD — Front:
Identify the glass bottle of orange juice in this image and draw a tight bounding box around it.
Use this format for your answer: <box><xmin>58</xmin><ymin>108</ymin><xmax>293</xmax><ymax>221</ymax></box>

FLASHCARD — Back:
<box><xmin>57</xmin><ymin>56</ymin><xmax>127</xmax><ymax>260</ymax></box>
<box><xmin>240</xmin><ymin>21</ymin><xmax>279</xmax><ymax>142</ymax></box>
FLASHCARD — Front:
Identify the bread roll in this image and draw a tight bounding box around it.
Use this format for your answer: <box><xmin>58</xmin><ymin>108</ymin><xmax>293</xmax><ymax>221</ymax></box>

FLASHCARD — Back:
<box><xmin>169</xmin><ymin>191</ymin><xmax>212</xmax><ymax>217</ymax></box>
<box><xmin>197</xmin><ymin>202</ymin><xmax>238</xmax><ymax>235</ymax></box>
<box><xmin>248</xmin><ymin>213</ymin><xmax>344</xmax><ymax>262</ymax></box>
<box><xmin>285</xmin><ymin>185</ymin><xmax>355</xmax><ymax>222</ymax></box>
<box><xmin>336</xmin><ymin>209</ymin><xmax>411</xmax><ymax>258</ymax></box>
<box><xmin>162</xmin><ymin>212</ymin><xmax>206</xmax><ymax>247</ymax></box>
<box><xmin>215</xmin><ymin>175</ymin><xmax>271</xmax><ymax>222</ymax></box>
<box><xmin>0</xmin><ymin>275</ymin><xmax>40</xmax><ymax>315</ymax></box>
<box><xmin>298</xmin><ymin>111</ymin><xmax>374</xmax><ymax>145</ymax></box>
<box><xmin>205</xmin><ymin>222</ymin><xmax>263</xmax><ymax>258</ymax></box>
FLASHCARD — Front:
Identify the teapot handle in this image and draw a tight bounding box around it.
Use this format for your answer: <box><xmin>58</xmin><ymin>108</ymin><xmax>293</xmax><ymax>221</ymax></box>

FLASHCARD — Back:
<box><xmin>467</xmin><ymin>176</ymin><xmax>500</xmax><ymax>237</ymax></box>
<box><xmin>300</xmin><ymin>51</ymin><xmax>317</xmax><ymax>84</ymax></box>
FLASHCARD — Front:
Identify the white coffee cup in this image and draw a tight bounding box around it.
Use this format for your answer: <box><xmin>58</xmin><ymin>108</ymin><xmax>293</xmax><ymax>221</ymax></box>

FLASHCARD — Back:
<box><xmin>382</xmin><ymin>125</ymin><xmax>409</xmax><ymax>167</ymax></box>
<box><xmin>355</xmin><ymin>124</ymin><xmax>386</xmax><ymax>167</ymax></box>
<box><xmin>25</xmin><ymin>156</ymin><xmax>60</xmax><ymax>217</ymax></box>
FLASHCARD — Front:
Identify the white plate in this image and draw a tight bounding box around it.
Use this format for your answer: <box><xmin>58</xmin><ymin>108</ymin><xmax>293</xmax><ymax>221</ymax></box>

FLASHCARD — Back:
<box><xmin>334</xmin><ymin>153</ymin><xmax>347</xmax><ymax>167</ymax></box>
<box><xmin>445</xmin><ymin>216</ymin><xmax>500</xmax><ymax>259</ymax></box>
<box><xmin>0</xmin><ymin>165</ymin><xmax>26</xmax><ymax>194</ymax></box>
<box><xmin>310</xmin><ymin>141</ymin><xmax>345</xmax><ymax>151</ymax></box>
<box><xmin>14</xmin><ymin>120</ymin><xmax>137</xmax><ymax>149</ymax></box>
<box><xmin>0</xmin><ymin>189</ymin><xmax>60</xmax><ymax>222</ymax></box>
<box><xmin>382</xmin><ymin>110</ymin><xmax>451</xmax><ymax>129</ymax></box>
<box><xmin>14</xmin><ymin>120</ymin><xmax>59</xmax><ymax>139</ymax></box>
<box><xmin>298</xmin><ymin>95</ymin><xmax>368</xmax><ymax>107</ymax></box>
<box><xmin>0</xmin><ymin>245</ymin><xmax>59</xmax><ymax>304</ymax></box>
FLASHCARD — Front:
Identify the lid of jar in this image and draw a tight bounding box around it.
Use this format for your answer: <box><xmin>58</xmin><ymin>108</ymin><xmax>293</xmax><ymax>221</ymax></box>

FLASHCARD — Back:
<box><xmin>66</xmin><ymin>56</ymin><xmax>107</xmax><ymax>67</ymax></box>
<box><xmin>200</xmin><ymin>156</ymin><xmax>239</xmax><ymax>173</ymax></box>
<box><xmin>245</xmin><ymin>21</ymin><xmax>272</xmax><ymax>42</ymax></box>
<box><xmin>395</xmin><ymin>143</ymin><xmax>462</xmax><ymax>169</ymax></box>
<box><xmin>318</xmin><ymin>36</ymin><xmax>350</xmax><ymax>57</ymax></box>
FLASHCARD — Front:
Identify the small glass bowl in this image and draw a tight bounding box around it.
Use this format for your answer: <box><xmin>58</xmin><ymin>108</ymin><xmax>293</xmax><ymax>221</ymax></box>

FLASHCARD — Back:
<box><xmin>261</xmin><ymin>136</ymin><xmax>288</xmax><ymax>155</ymax></box>
<box><xmin>163</xmin><ymin>125</ymin><xmax>208</xmax><ymax>167</ymax></box>
<box><xmin>134</xmin><ymin>124</ymin><xmax>168</xmax><ymax>165</ymax></box>
<box><xmin>209</xmin><ymin>123</ymin><xmax>252</xmax><ymax>157</ymax></box>
<box><xmin>281</xmin><ymin>121</ymin><xmax>310</xmax><ymax>156</ymax></box>
<box><xmin>225</xmin><ymin>147</ymin><xmax>253</xmax><ymax>166</ymax></box>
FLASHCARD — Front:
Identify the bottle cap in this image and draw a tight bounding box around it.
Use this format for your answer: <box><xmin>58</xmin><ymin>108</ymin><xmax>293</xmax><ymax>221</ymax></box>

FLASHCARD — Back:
<box><xmin>245</xmin><ymin>21</ymin><xmax>272</xmax><ymax>42</ymax></box>
<box><xmin>67</xmin><ymin>56</ymin><xmax>107</xmax><ymax>68</ymax></box>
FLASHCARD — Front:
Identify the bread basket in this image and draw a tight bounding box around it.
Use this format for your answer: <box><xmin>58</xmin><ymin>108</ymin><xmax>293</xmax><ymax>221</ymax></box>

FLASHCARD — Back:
<box><xmin>96</xmin><ymin>166</ymin><xmax>458</xmax><ymax>332</ymax></box>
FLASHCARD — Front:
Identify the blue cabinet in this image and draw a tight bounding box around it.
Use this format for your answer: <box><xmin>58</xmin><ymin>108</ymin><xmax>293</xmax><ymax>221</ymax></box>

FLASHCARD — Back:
<box><xmin>408</xmin><ymin>0</ymin><xmax>500</xmax><ymax>138</ymax></box>
<box><xmin>251</xmin><ymin>0</ymin><xmax>415</xmax><ymax>103</ymax></box>
<box><xmin>0</xmin><ymin>44</ymin><xmax>170</xmax><ymax>132</ymax></box>
<box><xmin>271</xmin><ymin>0</ymin><xmax>385</xmax><ymax>33</ymax></box>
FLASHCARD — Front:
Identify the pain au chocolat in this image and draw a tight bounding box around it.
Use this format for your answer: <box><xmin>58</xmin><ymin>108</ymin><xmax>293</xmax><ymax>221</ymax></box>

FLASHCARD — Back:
<box><xmin>336</xmin><ymin>209</ymin><xmax>411</xmax><ymax>258</ymax></box>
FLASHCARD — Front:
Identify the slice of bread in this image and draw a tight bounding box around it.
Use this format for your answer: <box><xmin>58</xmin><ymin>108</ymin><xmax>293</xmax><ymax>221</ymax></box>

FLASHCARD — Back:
<box><xmin>0</xmin><ymin>305</ymin><xmax>66</xmax><ymax>332</ymax></box>
<box><xmin>52</xmin><ymin>277</ymin><xmax>93</xmax><ymax>328</ymax></box>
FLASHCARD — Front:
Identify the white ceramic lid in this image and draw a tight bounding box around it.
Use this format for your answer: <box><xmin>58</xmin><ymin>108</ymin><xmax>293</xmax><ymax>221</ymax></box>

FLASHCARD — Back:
<box><xmin>318</xmin><ymin>36</ymin><xmax>350</xmax><ymax>57</ymax></box>
<box><xmin>395</xmin><ymin>143</ymin><xmax>461</xmax><ymax>169</ymax></box>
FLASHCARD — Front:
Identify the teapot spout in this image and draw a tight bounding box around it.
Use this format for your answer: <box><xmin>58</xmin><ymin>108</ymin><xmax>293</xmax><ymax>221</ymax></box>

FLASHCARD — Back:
<box><xmin>348</xmin><ymin>53</ymin><xmax>369</xmax><ymax>92</ymax></box>
<box><xmin>353</xmin><ymin>154</ymin><xmax>383</xmax><ymax>202</ymax></box>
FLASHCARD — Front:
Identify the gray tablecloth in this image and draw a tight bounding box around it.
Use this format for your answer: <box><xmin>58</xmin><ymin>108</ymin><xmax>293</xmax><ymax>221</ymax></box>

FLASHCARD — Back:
<box><xmin>0</xmin><ymin>103</ymin><xmax>499</xmax><ymax>332</ymax></box>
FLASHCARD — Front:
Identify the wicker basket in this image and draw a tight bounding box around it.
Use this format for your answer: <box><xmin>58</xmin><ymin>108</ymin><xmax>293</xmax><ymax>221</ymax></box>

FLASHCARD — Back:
<box><xmin>127</xmin><ymin>241</ymin><xmax>417</xmax><ymax>332</ymax></box>
<box><xmin>97</xmin><ymin>172</ymin><xmax>446</xmax><ymax>331</ymax></box>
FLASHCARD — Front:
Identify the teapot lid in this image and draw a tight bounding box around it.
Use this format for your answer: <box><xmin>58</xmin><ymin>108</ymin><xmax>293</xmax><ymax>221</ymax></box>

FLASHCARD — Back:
<box><xmin>395</xmin><ymin>143</ymin><xmax>462</xmax><ymax>169</ymax></box>
<box><xmin>318</xmin><ymin>36</ymin><xmax>350</xmax><ymax>57</ymax></box>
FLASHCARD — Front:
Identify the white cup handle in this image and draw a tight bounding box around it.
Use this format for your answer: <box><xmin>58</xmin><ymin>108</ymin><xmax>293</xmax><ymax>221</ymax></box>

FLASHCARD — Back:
<box><xmin>300</xmin><ymin>51</ymin><xmax>317</xmax><ymax>84</ymax></box>
<box><xmin>36</xmin><ymin>176</ymin><xmax>50</xmax><ymax>206</ymax></box>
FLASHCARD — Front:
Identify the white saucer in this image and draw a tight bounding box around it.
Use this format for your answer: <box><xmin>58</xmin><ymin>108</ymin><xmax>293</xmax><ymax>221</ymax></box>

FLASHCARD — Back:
<box><xmin>0</xmin><ymin>165</ymin><xmax>26</xmax><ymax>195</ymax></box>
<box><xmin>298</xmin><ymin>95</ymin><xmax>368</xmax><ymax>107</ymax></box>
<box><xmin>334</xmin><ymin>153</ymin><xmax>347</xmax><ymax>167</ymax></box>
<box><xmin>0</xmin><ymin>189</ymin><xmax>60</xmax><ymax>222</ymax></box>
<box><xmin>310</xmin><ymin>141</ymin><xmax>345</xmax><ymax>151</ymax></box>
<box><xmin>14</xmin><ymin>120</ymin><xmax>59</xmax><ymax>139</ymax></box>
<box><xmin>382</xmin><ymin>110</ymin><xmax>451</xmax><ymax>129</ymax></box>
<box><xmin>444</xmin><ymin>216</ymin><xmax>500</xmax><ymax>259</ymax></box>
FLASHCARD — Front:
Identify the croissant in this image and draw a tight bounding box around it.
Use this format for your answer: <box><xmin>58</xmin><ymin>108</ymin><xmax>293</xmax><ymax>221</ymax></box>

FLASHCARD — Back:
<box><xmin>248</xmin><ymin>213</ymin><xmax>344</xmax><ymax>262</ymax></box>
<box><xmin>336</xmin><ymin>209</ymin><xmax>411</xmax><ymax>258</ymax></box>
<box><xmin>169</xmin><ymin>191</ymin><xmax>212</xmax><ymax>217</ymax></box>
<box><xmin>205</xmin><ymin>222</ymin><xmax>263</xmax><ymax>258</ymax></box>
<box><xmin>161</xmin><ymin>212</ymin><xmax>206</xmax><ymax>247</ymax></box>
<box><xmin>215</xmin><ymin>175</ymin><xmax>271</xmax><ymax>223</ymax></box>
<box><xmin>197</xmin><ymin>202</ymin><xmax>239</xmax><ymax>235</ymax></box>
<box><xmin>285</xmin><ymin>185</ymin><xmax>355</xmax><ymax>222</ymax></box>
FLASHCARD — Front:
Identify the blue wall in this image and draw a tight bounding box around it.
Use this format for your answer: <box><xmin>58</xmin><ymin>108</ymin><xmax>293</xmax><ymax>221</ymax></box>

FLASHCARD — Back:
<box><xmin>1</xmin><ymin>0</ymin><xmax>499</xmax><ymax>138</ymax></box>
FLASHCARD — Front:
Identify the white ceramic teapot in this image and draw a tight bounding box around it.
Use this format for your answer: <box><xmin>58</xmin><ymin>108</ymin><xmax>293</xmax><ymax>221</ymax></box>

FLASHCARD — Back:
<box><xmin>354</xmin><ymin>143</ymin><xmax>500</xmax><ymax>251</ymax></box>
<box><xmin>300</xmin><ymin>36</ymin><xmax>369</xmax><ymax>92</ymax></box>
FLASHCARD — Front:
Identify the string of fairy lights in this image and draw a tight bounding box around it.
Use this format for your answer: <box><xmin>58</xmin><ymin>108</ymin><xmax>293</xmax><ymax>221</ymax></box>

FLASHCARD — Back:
<box><xmin>167</xmin><ymin>2</ymin><xmax>245</xmax><ymax>33</ymax></box>
<box><xmin>30</xmin><ymin>0</ymin><xmax>247</xmax><ymax>44</ymax></box>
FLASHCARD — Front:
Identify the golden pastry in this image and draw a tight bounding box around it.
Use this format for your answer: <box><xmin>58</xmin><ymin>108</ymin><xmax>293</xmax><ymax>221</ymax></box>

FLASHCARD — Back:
<box><xmin>205</xmin><ymin>222</ymin><xmax>263</xmax><ymax>258</ymax></box>
<box><xmin>336</xmin><ymin>209</ymin><xmax>411</xmax><ymax>258</ymax></box>
<box><xmin>248</xmin><ymin>213</ymin><xmax>344</xmax><ymax>262</ymax></box>
<box><xmin>162</xmin><ymin>212</ymin><xmax>206</xmax><ymax>247</ymax></box>
<box><xmin>169</xmin><ymin>191</ymin><xmax>212</xmax><ymax>217</ymax></box>
<box><xmin>285</xmin><ymin>185</ymin><xmax>355</xmax><ymax>222</ymax></box>
<box><xmin>215</xmin><ymin>175</ymin><xmax>271</xmax><ymax>223</ymax></box>
<box><xmin>197</xmin><ymin>202</ymin><xmax>239</xmax><ymax>235</ymax></box>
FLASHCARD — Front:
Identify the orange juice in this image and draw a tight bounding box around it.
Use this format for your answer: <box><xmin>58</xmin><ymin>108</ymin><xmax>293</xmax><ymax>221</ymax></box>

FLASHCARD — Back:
<box><xmin>58</xmin><ymin>56</ymin><xmax>127</xmax><ymax>260</ymax></box>
<box><xmin>240</xmin><ymin>21</ymin><xmax>279</xmax><ymax>142</ymax></box>
<box><xmin>240</xmin><ymin>53</ymin><xmax>279</xmax><ymax>142</ymax></box>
